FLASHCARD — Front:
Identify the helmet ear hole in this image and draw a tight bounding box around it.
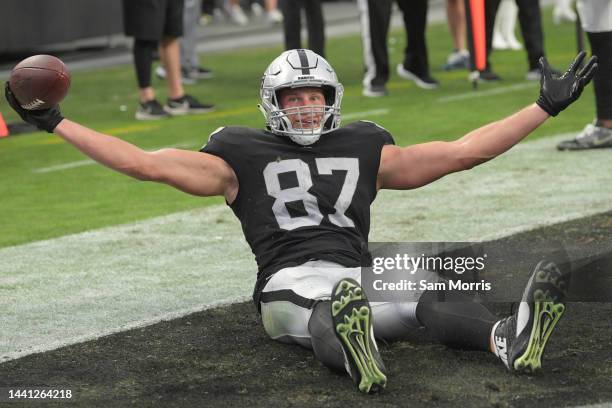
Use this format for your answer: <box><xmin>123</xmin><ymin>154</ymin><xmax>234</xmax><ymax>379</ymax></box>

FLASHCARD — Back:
<box><xmin>274</xmin><ymin>89</ymin><xmax>285</xmax><ymax>109</ymax></box>
<box><xmin>323</xmin><ymin>115</ymin><xmax>334</xmax><ymax>130</ymax></box>
<box><xmin>322</xmin><ymin>85</ymin><xmax>335</xmax><ymax>106</ymax></box>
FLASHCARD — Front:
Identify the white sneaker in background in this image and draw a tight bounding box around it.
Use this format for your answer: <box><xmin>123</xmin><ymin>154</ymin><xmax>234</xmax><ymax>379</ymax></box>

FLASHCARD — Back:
<box><xmin>227</xmin><ymin>4</ymin><xmax>249</xmax><ymax>26</ymax></box>
<box><xmin>493</xmin><ymin>31</ymin><xmax>510</xmax><ymax>50</ymax></box>
<box><xmin>443</xmin><ymin>49</ymin><xmax>470</xmax><ymax>71</ymax></box>
<box><xmin>266</xmin><ymin>8</ymin><xmax>283</xmax><ymax>24</ymax></box>
<box><xmin>212</xmin><ymin>8</ymin><xmax>225</xmax><ymax>23</ymax></box>
<box><xmin>251</xmin><ymin>2</ymin><xmax>264</xmax><ymax>17</ymax></box>
<box><xmin>493</xmin><ymin>0</ymin><xmax>522</xmax><ymax>51</ymax></box>
<box><xmin>553</xmin><ymin>0</ymin><xmax>577</xmax><ymax>25</ymax></box>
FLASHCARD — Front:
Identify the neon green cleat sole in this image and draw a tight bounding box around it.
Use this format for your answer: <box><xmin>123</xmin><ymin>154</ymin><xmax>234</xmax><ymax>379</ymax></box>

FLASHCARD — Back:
<box><xmin>513</xmin><ymin>300</ymin><xmax>565</xmax><ymax>372</ymax></box>
<box><xmin>331</xmin><ymin>279</ymin><xmax>387</xmax><ymax>393</ymax></box>
<box><xmin>494</xmin><ymin>258</ymin><xmax>570</xmax><ymax>374</ymax></box>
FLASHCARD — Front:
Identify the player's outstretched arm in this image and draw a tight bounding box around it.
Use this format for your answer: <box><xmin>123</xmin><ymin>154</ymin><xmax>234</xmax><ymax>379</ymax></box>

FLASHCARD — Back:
<box><xmin>378</xmin><ymin>52</ymin><xmax>597</xmax><ymax>190</ymax></box>
<box><xmin>5</xmin><ymin>83</ymin><xmax>237</xmax><ymax>199</ymax></box>
<box><xmin>53</xmin><ymin>120</ymin><xmax>236</xmax><ymax>198</ymax></box>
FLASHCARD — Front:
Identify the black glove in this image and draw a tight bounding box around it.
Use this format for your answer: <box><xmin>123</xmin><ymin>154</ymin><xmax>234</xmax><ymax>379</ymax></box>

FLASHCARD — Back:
<box><xmin>4</xmin><ymin>82</ymin><xmax>64</xmax><ymax>133</ymax></box>
<box><xmin>536</xmin><ymin>51</ymin><xmax>598</xmax><ymax>117</ymax></box>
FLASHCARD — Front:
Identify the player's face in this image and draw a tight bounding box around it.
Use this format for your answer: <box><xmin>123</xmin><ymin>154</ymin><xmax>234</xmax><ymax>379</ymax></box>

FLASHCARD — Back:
<box><xmin>278</xmin><ymin>87</ymin><xmax>326</xmax><ymax>130</ymax></box>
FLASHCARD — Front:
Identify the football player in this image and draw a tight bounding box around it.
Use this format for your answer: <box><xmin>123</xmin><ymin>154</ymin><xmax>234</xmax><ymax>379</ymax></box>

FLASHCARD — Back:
<box><xmin>5</xmin><ymin>49</ymin><xmax>597</xmax><ymax>393</ymax></box>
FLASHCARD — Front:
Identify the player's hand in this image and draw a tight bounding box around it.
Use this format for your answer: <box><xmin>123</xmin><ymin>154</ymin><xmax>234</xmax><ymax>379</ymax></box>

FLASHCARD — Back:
<box><xmin>536</xmin><ymin>52</ymin><xmax>597</xmax><ymax>117</ymax></box>
<box><xmin>4</xmin><ymin>82</ymin><xmax>64</xmax><ymax>133</ymax></box>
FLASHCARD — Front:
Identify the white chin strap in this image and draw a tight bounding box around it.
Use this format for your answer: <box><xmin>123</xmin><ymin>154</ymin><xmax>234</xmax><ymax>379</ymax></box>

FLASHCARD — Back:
<box><xmin>288</xmin><ymin>130</ymin><xmax>322</xmax><ymax>146</ymax></box>
<box><xmin>277</xmin><ymin>105</ymin><xmax>328</xmax><ymax>145</ymax></box>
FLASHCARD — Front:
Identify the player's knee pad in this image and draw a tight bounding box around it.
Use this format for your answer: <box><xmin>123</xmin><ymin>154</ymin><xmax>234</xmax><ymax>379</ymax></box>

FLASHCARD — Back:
<box><xmin>415</xmin><ymin>289</ymin><xmax>499</xmax><ymax>351</ymax></box>
<box><xmin>308</xmin><ymin>301</ymin><xmax>345</xmax><ymax>372</ymax></box>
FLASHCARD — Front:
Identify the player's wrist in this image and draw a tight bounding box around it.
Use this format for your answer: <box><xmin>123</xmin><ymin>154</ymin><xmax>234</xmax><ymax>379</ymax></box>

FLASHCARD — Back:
<box><xmin>535</xmin><ymin>96</ymin><xmax>559</xmax><ymax>117</ymax></box>
<box><xmin>46</xmin><ymin>115</ymin><xmax>65</xmax><ymax>133</ymax></box>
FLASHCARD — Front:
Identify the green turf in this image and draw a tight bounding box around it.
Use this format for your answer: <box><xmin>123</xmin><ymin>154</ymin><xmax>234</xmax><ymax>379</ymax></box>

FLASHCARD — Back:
<box><xmin>0</xmin><ymin>11</ymin><xmax>594</xmax><ymax>248</ymax></box>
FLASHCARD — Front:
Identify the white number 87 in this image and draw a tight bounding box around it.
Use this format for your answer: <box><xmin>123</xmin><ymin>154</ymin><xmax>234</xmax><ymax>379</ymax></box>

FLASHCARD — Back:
<box><xmin>263</xmin><ymin>158</ymin><xmax>359</xmax><ymax>230</ymax></box>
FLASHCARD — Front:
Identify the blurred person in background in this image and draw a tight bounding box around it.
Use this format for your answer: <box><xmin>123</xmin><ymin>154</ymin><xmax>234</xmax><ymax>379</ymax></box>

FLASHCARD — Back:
<box><xmin>553</xmin><ymin>0</ymin><xmax>576</xmax><ymax>25</ymax></box>
<box><xmin>263</xmin><ymin>0</ymin><xmax>283</xmax><ymax>25</ymax></box>
<box><xmin>122</xmin><ymin>0</ymin><xmax>214</xmax><ymax>120</ymax></box>
<box><xmin>247</xmin><ymin>0</ymin><xmax>283</xmax><ymax>24</ymax></box>
<box><xmin>443</xmin><ymin>0</ymin><xmax>470</xmax><ymax>71</ymax></box>
<box><xmin>225</xmin><ymin>0</ymin><xmax>249</xmax><ymax>25</ymax></box>
<box><xmin>480</xmin><ymin>0</ymin><xmax>556</xmax><ymax>82</ymax></box>
<box><xmin>492</xmin><ymin>0</ymin><xmax>522</xmax><ymax>51</ymax></box>
<box><xmin>280</xmin><ymin>0</ymin><xmax>325</xmax><ymax>56</ymax></box>
<box><xmin>359</xmin><ymin>0</ymin><xmax>438</xmax><ymax>97</ymax></box>
<box><xmin>557</xmin><ymin>0</ymin><xmax>612</xmax><ymax>150</ymax></box>
<box><xmin>156</xmin><ymin>0</ymin><xmax>214</xmax><ymax>84</ymax></box>
<box><xmin>201</xmin><ymin>0</ymin><xmax>216</xmax><ymax>24</ymax></box>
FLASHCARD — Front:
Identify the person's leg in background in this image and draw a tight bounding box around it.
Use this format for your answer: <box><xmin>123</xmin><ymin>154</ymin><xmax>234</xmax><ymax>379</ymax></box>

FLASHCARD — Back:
<box><xmin>396</xmin><ymin>0</ymin><xmax>439</xmax><ymax>89</ymax></box>
<box><xmin>304</xmin><ymin>0</ymin><xmax>326</xmax><ymax>57</ymax></box>
<box><xmin>181</xmin><ymin>0</ymin><xmax>213</xmax><ymax>80</ymax></box>
<box><xmin>280</xmin><ymin>0</ymin><xmax>303</xmax><ymax>50</ymax></box>
<box><xmin>226</xmin><ymin>0</ymin><xmax>249</xmax><ymax>25</ymax></box>
<box><xmin>587</xmin><ymin>31</ymin><xmax>612</xmax><ymax>129</ymax></box>
<box><xmin>122</xmin><ymin>0</ymin><xmax>172</xmax><ymax>119</ymax></box>
<box><xmin>156</xmin><ymin>0</ymin><xmax>201</xmax><ymax>84</ymax></box>
<box><xmin>264</xmin><ymin>0</ymin><xmax>283</xmax><ymax>24</ymax></box>
<box><xmin>443</xmin><ymin>0</ymin><xmax>470</xmax><ymax>71</ymax></box>
<box><xmin>493</xmin><ymin>0</ymin><xmax>522</xmax><ymax>50</ymax></box>
<box><xmin>557</xmin><ymin>0</ymin><xmax>612</xmax><ymax>150</ymax></box>
<box><xmin>160</xmin><ymin>0</ymin><xmax>215</xmax><ymax>116</ymax></box>
<box><xmin>133</xmin><ymin>39</ymin><xmax>171</xmax><ymax>120</ymax></box>
<box><xmin>181</xmin><ymin>0</ymin><xmax>201</xmax><ymax>78</ymax></box>
<box><xmin>553</xmin><ymin>0</ymin><xmax>576</xmax><ymax>25</ymax></box>
<box><xmin>158</xmin><ymin>0</ymin><xmax>186</xmax><ymax>101</ymax></box>
<box><xmin>159</xmin><ymin>37</ymin><xmax>185</xmax><ymax>101</ymax></box>
<box><xmin>357</xmin><ymin>0</ymin><xmax>393</xmax><ymax>97</ymax></box>
<box><xmin>514</xmin><ymin>0</ymin><xmax>550</xmax><ymax>79</ymax></box>
<box><xmin>133</xmin><ymin>39</ymin><xmax>159</xmax><ymax>104</ymax></box>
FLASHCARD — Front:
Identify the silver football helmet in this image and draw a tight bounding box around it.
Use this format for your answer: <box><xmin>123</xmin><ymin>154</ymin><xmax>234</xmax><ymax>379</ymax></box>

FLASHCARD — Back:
<box><xmin>259</xmin><ymin>49</ymin><xmax>344</xmax><ymax>145</ymax></box>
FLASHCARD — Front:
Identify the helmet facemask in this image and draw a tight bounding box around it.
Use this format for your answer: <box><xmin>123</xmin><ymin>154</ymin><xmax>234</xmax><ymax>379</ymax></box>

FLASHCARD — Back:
<box><xmin>259</xmin><ymin>50</ymin><xmax>344</xmax><ymax>146</ymax></box>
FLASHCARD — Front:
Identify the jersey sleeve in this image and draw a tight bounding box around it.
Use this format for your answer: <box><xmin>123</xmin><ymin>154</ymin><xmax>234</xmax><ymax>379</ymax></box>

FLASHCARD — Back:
<box><xmin>356</xmin><ymin>120</ymin><xmax>396</xmax><ymax>146</ymax></box>
<box><xmin>199</xmin><ymin>126</ymin><xmax>241</xmax><ymax>173</ymax></box>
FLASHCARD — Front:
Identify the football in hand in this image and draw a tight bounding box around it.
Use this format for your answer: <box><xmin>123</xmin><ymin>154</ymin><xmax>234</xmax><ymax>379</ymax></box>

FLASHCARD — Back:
<box><xmin>9</xmin><ymin>54</ymin><xmax>71</xmax><ymax>110</ymax></box>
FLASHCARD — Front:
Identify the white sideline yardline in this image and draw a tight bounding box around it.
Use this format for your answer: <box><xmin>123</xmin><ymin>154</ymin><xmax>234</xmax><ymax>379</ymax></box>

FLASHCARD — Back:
<box><xmin>2</xmin><ymin>297</ymin><xmax>251</xmax><ymax>367</ymax></box>
<box><xmin>3</xmin><ymin>132</ymin><xmax>612</xmax><ymax>364</ymax></box>
<box><xmin>32</xmin><ymin>141</ymin><xmax>197</xmax><ymax>174</ymax></box>
<box><xmin>437</xmin><ymin>83</ymin><xmax>535</xmax><ymax>103</ymax></box>
<box><xmin>343</xmin><ymin>108</ymin><xmax>390</xmax><ymax>121</ymax></box>
<box><xmin>33</xmin><ymin>159</ymin><xmax>96</xmax><ymax>173</ymax></box>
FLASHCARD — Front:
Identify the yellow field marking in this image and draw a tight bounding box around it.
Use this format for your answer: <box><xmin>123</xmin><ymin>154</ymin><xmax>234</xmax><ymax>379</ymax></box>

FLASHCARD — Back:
<box><xmin>182</xmin><ymin>106</ymin><xmax>259</xmax><ymax>121</ymax></box>
<box><xmin>102</xmin><ymin>123</ymin><xmax>161</xmax><ymax>135</ymax></box>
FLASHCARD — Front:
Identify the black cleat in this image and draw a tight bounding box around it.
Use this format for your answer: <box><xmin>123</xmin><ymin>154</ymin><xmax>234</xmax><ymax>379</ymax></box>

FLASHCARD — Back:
<box><xmin>362</xmin><ymin>84</ymin><xmax>388</xmax><ymax>97</ymax></box>
<box><xmin>492</xmin><ymin>259</ymin><xmax>569</xmax><ymax>373</ymax></box>
<box><xmin>396</xmin><ymin>64</ymin><xmax>439</xmax><ymax>89</ymax></box>
<box><xmin>331</xmin><ymin>278</ymin><xmax>387</xmax><ymax>393</ymax></box>
<box><xmin>164</xmin><ymin>94</ymin><xmax>215</xmax><ymax>116</ymax></box>
<box><xmin>135</xmin><ymin>99</ymin><xmax>171</xmax><ymax>120</ymax></box>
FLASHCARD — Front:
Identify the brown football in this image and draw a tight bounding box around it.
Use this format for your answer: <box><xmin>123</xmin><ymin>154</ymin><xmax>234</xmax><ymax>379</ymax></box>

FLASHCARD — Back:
<box><xmin>9</xmin><ymin>55</ymin><xmax>71</xmax><ymax>110</ymax></box>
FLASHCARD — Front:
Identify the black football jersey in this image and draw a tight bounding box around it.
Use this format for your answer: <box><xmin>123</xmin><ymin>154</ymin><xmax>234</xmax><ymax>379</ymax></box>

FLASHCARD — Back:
<box><xmin>200</xmin><ymin>121</ymin><xmax>394</xmax><ymax>304</ymax></box>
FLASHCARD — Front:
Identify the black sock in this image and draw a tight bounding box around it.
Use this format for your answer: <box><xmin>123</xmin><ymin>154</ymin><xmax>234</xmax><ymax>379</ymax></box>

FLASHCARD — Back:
<box><xmin>416</xmin><ymin>289</ymin><xmax>499</xmax><ymax>351</ymax></box>
<box><xmin>308</xmin><ymin>301</ymin><xmax>345</xmax><ymax>372</ymax></box>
